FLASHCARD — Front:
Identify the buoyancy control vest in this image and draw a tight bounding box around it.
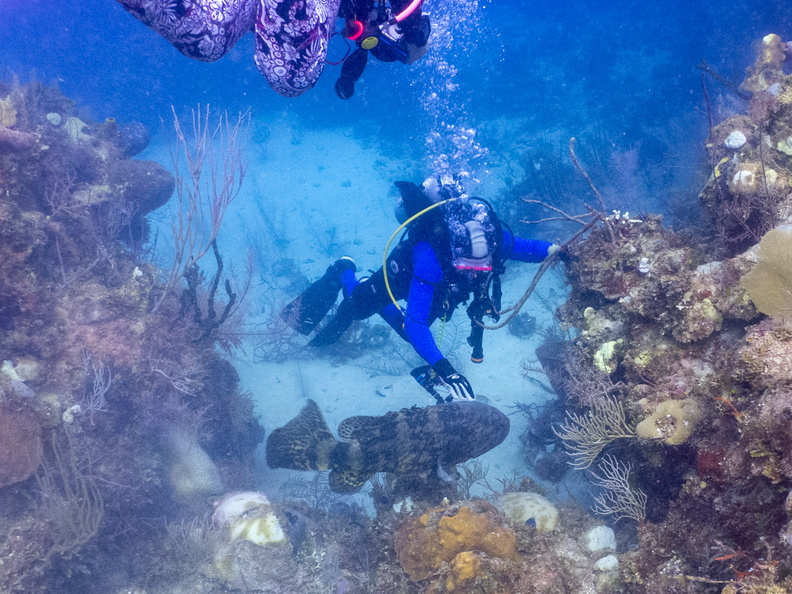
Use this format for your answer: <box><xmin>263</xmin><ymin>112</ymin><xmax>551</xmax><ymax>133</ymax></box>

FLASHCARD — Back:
<box><xmin>390</xmin><ymin>181</ymin><xmax>505</xmax><ymax>361</ymax></box>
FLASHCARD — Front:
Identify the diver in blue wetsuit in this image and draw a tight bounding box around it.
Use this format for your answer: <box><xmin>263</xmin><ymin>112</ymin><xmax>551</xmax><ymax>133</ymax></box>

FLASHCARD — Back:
<box><xmin>283</xmin><ymin>177</ymin><xmax>560</xmax><ymax>403</ymax></box>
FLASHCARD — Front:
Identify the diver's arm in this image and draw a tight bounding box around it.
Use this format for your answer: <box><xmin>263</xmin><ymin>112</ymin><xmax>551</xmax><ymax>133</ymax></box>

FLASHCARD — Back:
<box><xmin>501</xmin><ymin>229</ymin><xmax>554</xmax><ymax>263</ymax></box>
<box><xmin>405</xmin><ymin>242</ymin><xmax>476</xmax><ymax>401</ymax></box>
<box><xmin>403</xmin><ymin>242</ymin><xmax>444</xmax><ymax>365</ymax></box>
<box><xmin>391</xmin><ymin>0</ymin><xmax>428</xmax><ymax>40</ymax></box>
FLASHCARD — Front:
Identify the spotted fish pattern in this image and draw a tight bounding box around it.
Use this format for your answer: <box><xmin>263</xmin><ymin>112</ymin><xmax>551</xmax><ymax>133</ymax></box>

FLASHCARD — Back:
<box><xmin>266</xmin><ymin>400</ymin><xmax>511</xmax><ymax>492</ymax></box>
<box><xmin>115</xmin><ymin>0</ymin><xmax>340</xmax><ymax>96</ymax></box>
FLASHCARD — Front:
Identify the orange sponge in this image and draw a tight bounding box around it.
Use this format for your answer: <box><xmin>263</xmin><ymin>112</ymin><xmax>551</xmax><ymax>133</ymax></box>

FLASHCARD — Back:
<box><xmin>394</xmin><ymin>503</ymin><xmax>518</xmax><ymax>582</ymax></box>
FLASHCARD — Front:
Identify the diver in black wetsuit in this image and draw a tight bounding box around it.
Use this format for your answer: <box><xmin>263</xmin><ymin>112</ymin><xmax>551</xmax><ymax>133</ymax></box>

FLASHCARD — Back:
<box><xmin>335</xmin><ymin>0</ymin><xmax>432</xmax><ymax>99</ymax></box>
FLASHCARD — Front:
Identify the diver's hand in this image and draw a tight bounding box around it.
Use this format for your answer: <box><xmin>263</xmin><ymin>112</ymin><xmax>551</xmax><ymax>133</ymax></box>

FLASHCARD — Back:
<box><xmin>410</xmin><ymin>365</ymin><xmax>445</xmax><ymax>404</ymax></box>
<box><xmin>405</xmin><ymin>42</ymin><xmax>429</xmax><ymax>64</ymax></box>
<box><xmin>547</xmin><ymin>243</ymin><xmax>571</xmax><ymax>263</ymax></box>
<box><xmin>433</xmin><ymin>358</ymin><xmax>475</xmax><ymax>401</ymax></box>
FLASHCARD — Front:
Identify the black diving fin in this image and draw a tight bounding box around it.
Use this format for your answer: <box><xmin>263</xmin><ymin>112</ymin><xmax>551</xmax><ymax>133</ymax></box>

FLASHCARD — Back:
<box><xmin>281</xmin><ymin>258</ymin><xmax>355</xmax><ymax>335</ymax></box>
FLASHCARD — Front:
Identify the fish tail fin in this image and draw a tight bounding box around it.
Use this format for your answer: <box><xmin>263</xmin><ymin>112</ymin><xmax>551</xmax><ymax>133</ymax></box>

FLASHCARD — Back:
<box><xmin>266</xmin><ymin>400</ymin><xmax>338</xmax><ymax>471</ymax></box>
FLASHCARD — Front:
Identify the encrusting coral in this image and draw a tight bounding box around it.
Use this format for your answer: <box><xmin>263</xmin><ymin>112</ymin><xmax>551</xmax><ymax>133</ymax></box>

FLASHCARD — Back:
<box><xmin>389</xmin><ymin>497</ymin><xmax>614</xmax><ymax>594</ymax></box>
<box><xmin>394</xmin><ymin>501</ymin><xmax>519</xmax><ymax>583</ymax></box>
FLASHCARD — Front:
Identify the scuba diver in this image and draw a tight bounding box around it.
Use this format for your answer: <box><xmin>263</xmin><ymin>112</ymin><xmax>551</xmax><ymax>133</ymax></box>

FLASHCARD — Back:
<box><xmin>115</xmin><ymin>0</ymin><xmax>429</xmax><ymax>98</ymax></box>
<box><xmin>283</xmin><ymin>177</ymin><xmax>560</xmax><ymax>403</ymax></box>
<box><xmin>335</xmin><ymin>0</ymin><xmax>431</xmax><ymax>99</ymax></box>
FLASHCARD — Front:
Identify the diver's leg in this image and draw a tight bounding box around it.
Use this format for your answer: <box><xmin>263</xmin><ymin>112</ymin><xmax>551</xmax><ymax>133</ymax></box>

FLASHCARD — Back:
<box><xmin>253</xmin><ymin>0</ymin><xmax>342</xmax><ymax>97</ymax></box>
<box><xmin>116</xmin><ymin>0</ymin><xmax>256</xmax><ymax>62</ymax></box>
<box><xmin>361</xmin><ymin>268</ymin><xmax>409</xmax><ymax>340</ymax></box>
<box><xmin>282</xmin><ymin>257</ymin><xmax>356</xmax><ymax>335</ymax></box>
<box><xmin>309</xmin><ymin>272</ymin><xmax>392</xmax><ymax>347</ymax></box>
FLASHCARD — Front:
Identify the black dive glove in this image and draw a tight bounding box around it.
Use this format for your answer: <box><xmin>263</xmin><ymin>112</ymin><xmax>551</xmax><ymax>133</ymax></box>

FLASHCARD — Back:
<box><xmin>433</xmin><ymin>358</ymin><xmax>475</xmax><ymax>401</ymax></box>
<box><xmin>410</xmin><ymin>365</ymin><xmax>445</xmax><ymax>404</ymax></box>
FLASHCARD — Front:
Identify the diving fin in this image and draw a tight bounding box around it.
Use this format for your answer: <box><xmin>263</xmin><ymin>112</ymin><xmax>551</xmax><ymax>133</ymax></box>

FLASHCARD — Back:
<box><xmin>282</xmin><ymin>258</ymin><xmax>355</xmax><ymax>335</ymax></box>
<box><xmin>307</xmin><ymin>299</ymin><xmax>356</xmax><ymax>347</ymax></box>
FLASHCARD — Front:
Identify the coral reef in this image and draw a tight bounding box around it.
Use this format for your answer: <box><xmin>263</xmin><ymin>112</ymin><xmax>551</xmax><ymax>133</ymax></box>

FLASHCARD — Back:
<box><xmin>0</xmin><ymin>80</ymin><xmax>264</xmax><ymax>593</ymax></box>
<box><xmin>531</xmin><ymin>33</ymin><xmax>792</xmax><ymax>593</ymax></box>
<box><xmin>6</xmin><ymin>29</ymin><xmax>792</xmax><ymax>594</ymax></box>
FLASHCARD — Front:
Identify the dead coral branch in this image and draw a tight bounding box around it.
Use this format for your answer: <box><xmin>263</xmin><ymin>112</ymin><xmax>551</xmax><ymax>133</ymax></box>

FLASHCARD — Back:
<box><xmin>0</xmin><ymin>125</ymin><xmax>38</xmax><ymax>152</ymax></box>
<box><xmin>153</xmin><ymin>105</ymin><xmax>249</xmax><ymax>311</ymax></box>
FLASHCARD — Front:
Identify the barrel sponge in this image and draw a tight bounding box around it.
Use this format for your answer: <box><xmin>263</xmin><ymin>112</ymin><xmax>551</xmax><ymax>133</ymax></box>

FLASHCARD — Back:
<box><xmin>394</xmin><ymin>502</ymin><xmax>518</xmax><ymax>582</ymax></box>
<box><xmin>741</xmin><ymin>225</ymin><xmax>792</xmax><ymax>324</ymax></box>
<box><xmin>636</xmin><ymin>398</ymin><xmax>702</xmax><ymax>445</ymax></box>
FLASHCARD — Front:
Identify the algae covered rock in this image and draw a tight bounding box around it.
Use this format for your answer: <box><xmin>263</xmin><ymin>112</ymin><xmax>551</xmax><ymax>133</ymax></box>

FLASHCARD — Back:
<box><xmin>0</xmin><ymin>401</ymin><xmax>41</xmax><ymax>487</ymax></box>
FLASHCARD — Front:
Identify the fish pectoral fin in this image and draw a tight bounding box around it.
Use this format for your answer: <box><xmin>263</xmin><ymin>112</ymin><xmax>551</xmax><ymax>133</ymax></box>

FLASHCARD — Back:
<box><xmin>329</xmin><ymin>469</ymin><xmax>374</xmax><ymax>493</ymax></box>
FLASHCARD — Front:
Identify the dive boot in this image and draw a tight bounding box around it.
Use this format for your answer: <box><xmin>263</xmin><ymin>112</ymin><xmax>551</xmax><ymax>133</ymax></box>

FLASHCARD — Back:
<box><xmin>282</xmin><ymin>257</ymin><xmax>356</xmax><ymax>335</ymax></box>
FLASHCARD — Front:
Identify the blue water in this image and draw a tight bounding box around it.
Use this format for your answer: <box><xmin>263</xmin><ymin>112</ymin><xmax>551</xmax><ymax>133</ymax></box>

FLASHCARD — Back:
<box><xmin>2</xmin><ymin>0</ymin><xmax>788</xmax><ymax>160</ymax></box>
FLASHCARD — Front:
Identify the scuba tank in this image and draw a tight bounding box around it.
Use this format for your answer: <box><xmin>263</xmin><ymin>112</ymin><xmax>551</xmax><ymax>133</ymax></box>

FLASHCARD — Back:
<box><xmin>391</xmin><ymin>180</ymin><xmax>505</xmax><ymax>362</ymax></box>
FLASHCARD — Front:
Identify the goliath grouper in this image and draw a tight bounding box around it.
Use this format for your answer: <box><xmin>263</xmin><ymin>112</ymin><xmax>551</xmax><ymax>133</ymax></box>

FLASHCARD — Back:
<box><xmin>266</xmin><ymin>400</ymin><xmax>510</xmax><ymax>493</ymax></box>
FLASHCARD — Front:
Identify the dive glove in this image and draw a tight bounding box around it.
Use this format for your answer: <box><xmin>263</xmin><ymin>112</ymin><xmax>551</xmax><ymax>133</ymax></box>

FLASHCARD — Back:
<box><xmin>433</xmin><ymin>358</ymin><xmax>475</xmax><ymax>401</ymax></box>
<box><xmin>548</xmin><ymin>243</ymin><xmax>571</xmax><ymax>262</ymax></box>
<box><xmin>410</xmin><ymin>365</ymin><xmax>445</xmax><ymax>404</ymax></box>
